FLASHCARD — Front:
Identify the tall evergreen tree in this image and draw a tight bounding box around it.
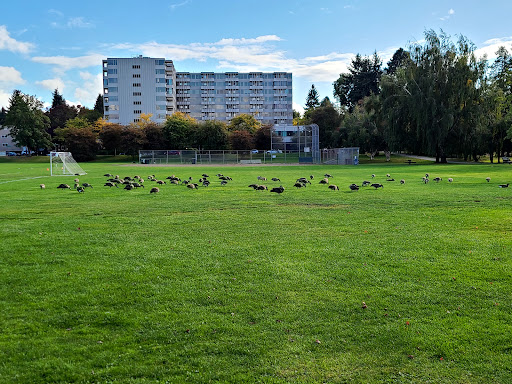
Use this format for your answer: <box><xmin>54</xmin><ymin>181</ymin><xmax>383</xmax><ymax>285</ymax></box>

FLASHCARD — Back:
<box><xmin>5</xmin><ymin>90</ymin><xmax>52</xmax><ymax>154</ymax></box>
<box><xmin>94</xmin><ymin>94</ymin><xmax>104</xmax><ymax>114</ymax></box>
<box><xmin>47</xmin><ymin>89</ymin><xmax>77</xmax><ymax>136</ymax></box>
<box><xmin>333</xmin><ymin>52</ymin><xmax>382</xmax><ymax>112</ymax></box>
<box><xmin>51</xmin><ymin>89</ymin><xmax>66</xmax><ymax>108</ymax></box>
<box><xmin>0</xmin><ymin>107</ymin><xmax>7</xmax><ymax>125</ymax></box>
<box><xmin>305</xmin><ymin>85</ymin><xmax>320</xmax><ymax>110</ymax></box>
<box><xmin>385</xmin><ymin>48</ymin><xmax>411</xmax><ymax>75</ymax></box>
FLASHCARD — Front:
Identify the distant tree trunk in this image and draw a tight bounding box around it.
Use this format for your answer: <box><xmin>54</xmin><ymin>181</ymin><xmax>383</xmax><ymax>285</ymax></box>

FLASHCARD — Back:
<box><xmin>436</xmin><ymin>145</ymin><xmax>447</xmax><ymax>163</ymax></box>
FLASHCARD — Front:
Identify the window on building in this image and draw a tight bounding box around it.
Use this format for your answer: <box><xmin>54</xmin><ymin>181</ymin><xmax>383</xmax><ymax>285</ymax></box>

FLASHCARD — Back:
<box><xmin>110</xmin><ymin>96</ymin><xmax>118</xmax><ymax>102</ymax></box>
<box><xmin>133</xmin><ymin>92</ymin><xmax>142</xmax><ymax>96</ymax></box>
<box><xmin>156</xmin><ymin>78</ymin><xmax>166</xmax><ymax>83</ymax></box>
<box><xmin>134</xmin><ymin>118</ymin><xmax>140</xmax><ymax>122</ymax></box>
<box><xmin>155</xmin><ymin>59</ymin><xmax>165</xmax><ymax>65</ymax></box>
<box><xmin>109</xmin><ymin>87</ymin><xmax>118</xmax><ymax>92</ymax></box>
<box><xmin>108</xmin><ymin>69</ymin><xmax>117</xmax><ymax>74</ymax></box>
<box><xmin>134</xmin><ymin>110</ymin><xmax>142</xmax><ymax>114</ymax></box>
<box><xmin>107</xmin><ymin>59</ymin><xmax>117</xmax><ymax>65</ymax></box>
<box><xmin>109</xmin><ymin>78</ymin><xmax>118</xmax><ymax>83</ymax></box>
<box><xmin>104</xmin><ymin>88</ymin><xmax>109</xmax><ymax>94</ymax></box>
<box><xmin>133</xmin><ymin>74</ymin><xmax>141</xmax><ymax>78</ymax></box>
<box><xmin>156</xmin><ymin>96</ymin><xmax>166</xmax><ymax>101</ymax></box>
<box><xmin>156</xmin><ymin>69</ymin><xmax>165</xmax><ymax>74</ymax></box>
<box><xmin>132</xmin><ymin>65</ymin><xmax>141</xmax><ymax>69</ymax></box>
<box><xmin>103</xmin><ymin>71</ymin><xmax>108</xmax><ymax>77</ymax></box>
<box><xmin>134</xmin><ymin>101</ymin><xmax>141</xmax><ymax>105</ymax></box>
<box><xmin>156</xmin><ymin>87</ymin><xmax>166</xmax><ymax>92</ymax></box>
<box><xmin>133</xmin><ymin>83</ymin><xmax>141</xmax><ymax>87</ymax></box>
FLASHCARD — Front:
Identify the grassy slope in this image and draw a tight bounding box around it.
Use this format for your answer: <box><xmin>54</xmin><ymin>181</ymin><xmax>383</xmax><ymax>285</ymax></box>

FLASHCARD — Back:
<box><xmin>0</xmin><ymin>159</ymin><xmax>511</xmax><ymax>383</ymax></box>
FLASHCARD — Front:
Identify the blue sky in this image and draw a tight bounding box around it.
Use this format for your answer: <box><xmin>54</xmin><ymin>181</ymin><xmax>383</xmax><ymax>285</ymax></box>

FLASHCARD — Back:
<box><xmin>1</xmin><ymin>0</ymin><xmax>512</xmax><ymax>114</ymax></box>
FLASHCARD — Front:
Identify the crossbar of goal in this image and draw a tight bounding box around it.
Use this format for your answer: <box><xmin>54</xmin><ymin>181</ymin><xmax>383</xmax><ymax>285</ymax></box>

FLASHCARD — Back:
<box><xmin>50</xmin><ymin>152</ymin><xmax>87</xmax><ymax>176</ymax></box>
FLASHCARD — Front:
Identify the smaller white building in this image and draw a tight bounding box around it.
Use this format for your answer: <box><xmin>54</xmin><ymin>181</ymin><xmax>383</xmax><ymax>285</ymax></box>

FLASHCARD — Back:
<box><xmin>0</xmin><ymin>126</ymin><xmax>23</xmax><ymax>156</ymax></box>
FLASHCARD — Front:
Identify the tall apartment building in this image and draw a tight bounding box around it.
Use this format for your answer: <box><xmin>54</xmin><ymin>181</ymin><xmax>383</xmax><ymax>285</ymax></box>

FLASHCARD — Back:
<box><xmin>102</xmin><ymin>57</ymin><xmax>292</xmax><ymax>126</ymax></box>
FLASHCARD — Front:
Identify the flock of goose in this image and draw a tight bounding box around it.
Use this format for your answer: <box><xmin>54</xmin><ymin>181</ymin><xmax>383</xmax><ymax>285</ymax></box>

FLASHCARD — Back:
<box><xmin>44</xmin><ymin>171</ymin><xmax>510</xmax><ymax>194</ymax></box>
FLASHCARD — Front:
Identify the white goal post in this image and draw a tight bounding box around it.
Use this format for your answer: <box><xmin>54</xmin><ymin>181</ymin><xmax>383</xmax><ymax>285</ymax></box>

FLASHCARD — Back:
<box><xmin>50</xmin><ymin>152</ymin><xmax>87</xmax><ymax>176</ymax></box>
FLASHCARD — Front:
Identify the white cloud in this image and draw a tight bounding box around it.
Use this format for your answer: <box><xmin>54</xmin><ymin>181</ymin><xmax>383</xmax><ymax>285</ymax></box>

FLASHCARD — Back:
<box><xmin>51</xmin><ymin>17</ymin><xmax>95</xmax><ymax>29</ymax></box>
<box><xmin>48</xmin><ymin>9</ymin><xmax>64</xmax><ymax>17</ymax></box>
<box><xmin>35</xmin><ymin>78</ymin><xmax>66</xmax><ymax>92</ymax></box>
<box><xmin>28</xmin><ymin>34</ymin><xmax>399</xmax><ymax>109</ymax></box>
<box><xmin>74</xmin><ymin>72</ymin><xmax>102</xmax><ymax>107</ymax></box>
<box><xmin>293</xmin><ymin>102</ymin><xmax>304</xmax><ymax>116</ymax></box>
<box><xmin>0</xmin><ymin>90</ymin><xmax>12</xmax><ymax>109</ymax></box>
<box><xmin>440</xmin><ymin>9</ymin><xmax>455</xmax><ymax>21</ymax></box>
<box><xmin>107</xmin><ymin>35</ymin><xmax>396</xmax><ymax>84</ymax></box>
<box><xmin>303</xmin><ymin>52</ymin><xmax>354</xmax><ymax>63</ymax></box>
<box><xmin>475</xmin><ymin>36</ymin><xmax>512</xmax><ymax>59</ymax></box>
<box><xmin>0</xmin><ymin>67</ymin><xmax>25</xmax><ymax>109</ymax></box>
<box><xmin>0</xmin><ymin>66</ymin><xmax>26</xmax><ymax>86</ymax></box>
<box><xmin>215</xmin><ymin>35</ymin><xmax>281</xmax><ymax>46</ymax></box>
<box><xmin>31</xmin><ymin>54</ymin><xmax>104</xmax><ymax>72</ymax></box>
<box><xmin>169</xmin><ymin>0</ymin><xmax>189</xmax><ymax>10</ymax></box>
<box><xmin>0</xmin><ymin>25</ymin><xmax>35</xmax><ymax>54</ymax></box>
<box><xmin>66</xmin><ymin>17</ymin><xmax>95</xmax><ymax>29</ymax></box>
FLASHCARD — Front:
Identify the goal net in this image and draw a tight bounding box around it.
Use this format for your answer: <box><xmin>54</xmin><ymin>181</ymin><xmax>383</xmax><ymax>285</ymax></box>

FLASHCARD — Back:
<box><xmin>50</xmin><ymin>152</ymin><xmax>87</xmax><ymax>176</ymax></box>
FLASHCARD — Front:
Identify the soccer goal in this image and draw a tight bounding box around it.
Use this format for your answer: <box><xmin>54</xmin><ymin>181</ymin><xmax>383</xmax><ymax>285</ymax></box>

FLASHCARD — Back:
<box><xmin>50</xmin><ymin>152</ymin><xmax>87</xmax><ymax>176</ymax></box>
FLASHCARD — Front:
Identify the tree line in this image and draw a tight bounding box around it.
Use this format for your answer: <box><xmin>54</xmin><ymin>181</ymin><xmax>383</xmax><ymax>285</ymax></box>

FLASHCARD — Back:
<box><xmin>2</xmin><ymin>29</ymin><xmax>512</xmax><ymax>163</ymax></box>
<box><xmin>298</xmin><ymin>30</ymin><xmax>512</xmax><ymax>163</ymax></box>
<box><xmin>1</xmin><ymin>89</ymin><xmax>272</xmax><ymax>161</ymax></box>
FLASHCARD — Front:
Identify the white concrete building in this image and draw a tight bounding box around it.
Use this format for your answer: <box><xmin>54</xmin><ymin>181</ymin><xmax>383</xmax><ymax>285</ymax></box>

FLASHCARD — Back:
<box><xmin>102</xmin><ymin>57</ymin><xmax>292</xmax><ymax>126</ymax></box>
<box><xmin>102</xmin><ymin>57</ymin><xmax>175</xmax><ymax>125</ymax></box>
<box><xmin>0</xmin><ymin>126</ymin><xmax>23</xmax><ymax>155</ymax></box>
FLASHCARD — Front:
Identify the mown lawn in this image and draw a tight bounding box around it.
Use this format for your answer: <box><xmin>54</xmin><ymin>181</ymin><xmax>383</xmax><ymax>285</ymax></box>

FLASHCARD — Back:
<box><xmin>0</xmin><ymin>158</ymin><xmax>511</xmax><ymax>383</ymax></box>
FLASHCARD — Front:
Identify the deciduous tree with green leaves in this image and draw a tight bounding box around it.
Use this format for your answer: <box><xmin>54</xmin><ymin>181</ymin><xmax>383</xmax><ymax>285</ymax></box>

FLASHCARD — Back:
<box><xmin>55</xmin><ymin>117</ymin><xmax>98</xmax><ymax>161</ymax></box>
<box><xmin>379</xmin><ymin>30</ymin><xmax>487</xmax><ymax>162</ymax></box>
<box><xmin>162</xmin><ymin>112</ymin><xmax>197</xmax><ymax>149</ymax></box>
<box><xmin>228</xmin><ymin>114</ymin><xmax>261</xmax><ymax>134</ymax></box>
<box><xmin>194</xmin><ymin>120</ymin><xmax>229</xmax><ymax>150</ymax></box>
<box><xmin>121</xmin><ymin>124</ymin><xmax>147</xmax><ymax>158</ymax></box>
<box><xmin>99</xmin><ymin>123</ymin><xmax>124</xmax><ymax>155</ymax></box>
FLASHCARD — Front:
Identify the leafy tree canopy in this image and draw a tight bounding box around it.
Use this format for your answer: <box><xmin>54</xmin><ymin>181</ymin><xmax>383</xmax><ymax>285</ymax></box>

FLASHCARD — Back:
<box><xmin>162</xmin><ymin>112</ymin><xmax>197</xmax><ymax>149</ymax></box>
<box><xmin>228</xmin><ymin>114</ymin><xmax>261</xmax><ymax>134</ymax></box>
<box><xmin>4</xmin><ymin>90</ymin><xmax>52</xmax><ymax>153</ymax></box>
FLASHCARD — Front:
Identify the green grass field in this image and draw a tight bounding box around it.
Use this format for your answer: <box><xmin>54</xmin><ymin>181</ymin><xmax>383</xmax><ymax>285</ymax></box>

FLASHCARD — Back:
<box><xmin>1</xmin><ymin>158</ymin><xmax>511</xmax><ymax>383</ymax></box>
